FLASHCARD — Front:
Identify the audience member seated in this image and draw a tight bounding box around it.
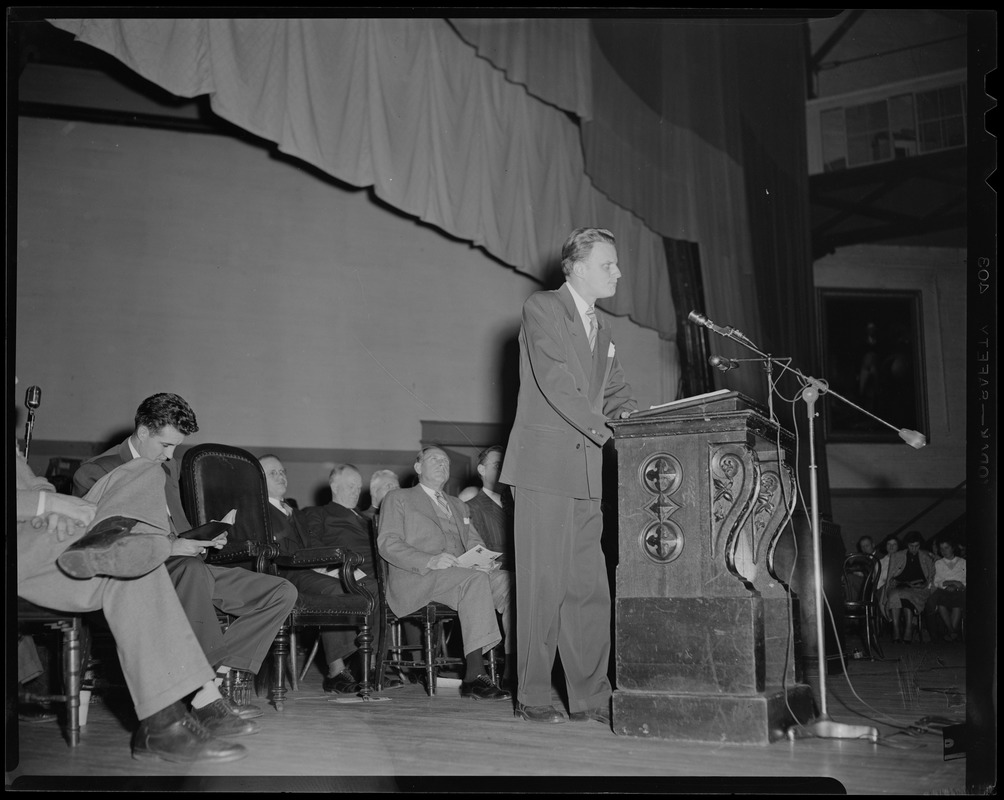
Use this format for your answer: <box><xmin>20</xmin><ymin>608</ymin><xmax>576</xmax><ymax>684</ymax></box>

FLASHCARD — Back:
<box><xmin>377</xmin><ymin>446</ymin><xmax>512</xmax><ymax>700</ymax></box>
<box><xmin>72</xmin><ymin>393</ymin><xmax>297</xmax><ymax>725</ymax></box>
<box><xmin>361</xmin><ymin>469</ymin><xmax>401</xmax><ymax>527</ymax></box>
<box><xmin>463</xmin><ymin>446</ymin><xmax>514</xmax><ymax>571</ymax></box>
<box><xmin>880</xmin><ymin>530</ymin><xmax>934</xmax><ymax>644</ymax></box>
<box><xmin>926</xmin><ymin>538</ymin><xmax>966</xmax><ymax>642</ymax></box>
<box><xmin>301</xmin><ymin>464</ymin><xmax>382</xmax><ymax>693</ymax></box>
<box><xmin>260</xmin><ymin>455</ymin><xmax>393</xmax><ymax>692</ymax></box>
<box><xmin>17</xmin><ymin>444</ymin><xmax>247</xmax><ymax>763</ymax></box>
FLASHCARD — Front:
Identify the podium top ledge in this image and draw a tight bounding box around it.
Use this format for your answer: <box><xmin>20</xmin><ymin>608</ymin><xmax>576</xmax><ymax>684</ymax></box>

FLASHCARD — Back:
<box><xmin>616</xmin><ymin>389</ymin><xmax>769</xmax><ymax>423</ymax></box>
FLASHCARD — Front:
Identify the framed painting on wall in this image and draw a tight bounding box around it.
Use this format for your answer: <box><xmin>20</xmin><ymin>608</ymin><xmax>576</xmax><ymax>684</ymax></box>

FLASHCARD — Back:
<box><xmin>817</xmin><ymin>289</ymin><xmax>928</xmax><ymax>443</ymax></box>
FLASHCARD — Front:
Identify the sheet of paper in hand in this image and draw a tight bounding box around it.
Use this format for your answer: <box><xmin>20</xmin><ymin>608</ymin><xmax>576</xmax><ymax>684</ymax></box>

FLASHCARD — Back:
<box><xmin>456</xmin><ymin>545</ymin><xmax>502</xmax><ymax>569</ymax></box>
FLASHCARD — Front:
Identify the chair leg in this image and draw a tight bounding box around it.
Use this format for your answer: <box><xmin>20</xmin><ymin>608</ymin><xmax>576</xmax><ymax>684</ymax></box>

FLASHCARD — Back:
<box><xmin>356</xmin><ymin>622</ymin><xmax>373</xmax><ymax>699</ymax></box>
<box><xmin>62</xmin><ymin>620</ymin><xmax>82</xmax><ymax>747</ymax></box>
<box><xmin>271</xmin><ymin>623</ymin><xmax>290</xmax><ymax>712</ymax></box>
<box><xmin>299</xmin><ymin>638</ymin><xmax>320</xmax><ymax>684</ymax></box>
<box><xmin>288</xmin><ymin>629</ymin><xmax>299</xmax><ymax>691</ymax></box>
<box><xmin>423</xmin><ymin>619</ymin><xmax>436</xmax><ymax>697</ymax></box>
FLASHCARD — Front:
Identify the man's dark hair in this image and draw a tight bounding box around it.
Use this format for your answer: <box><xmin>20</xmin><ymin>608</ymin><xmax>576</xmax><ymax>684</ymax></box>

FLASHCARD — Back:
<box><xmin>134</xmin><ymin>393</ymin><xmax>199</xmax><ymax>436</ymax></box>
<box><xmin>560</xmin><ymin>227</ymin><xmax>616</xmax><ymax>276</ymax></box>
<box><xmin>477</xmin><ymin>445</ymin><xmax>504</xmax><ymax>469</ymax></box>
<box><xmin>903</xmin><ymin>530</ymin><xmax>925</xmax><ymax>547</ymax></box>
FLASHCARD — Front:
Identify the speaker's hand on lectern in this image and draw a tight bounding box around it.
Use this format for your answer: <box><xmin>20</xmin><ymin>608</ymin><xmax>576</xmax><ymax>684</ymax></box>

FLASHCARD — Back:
<box><xmin>617</xmin><ymin>410</ymin><xmax>633</xmax><ymax>419</ymax></box>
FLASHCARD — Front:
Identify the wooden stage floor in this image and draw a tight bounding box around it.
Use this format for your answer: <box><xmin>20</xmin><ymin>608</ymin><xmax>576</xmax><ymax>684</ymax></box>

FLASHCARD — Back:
<box><xmin>6</xmin><ymin>638</ymin><xmax>973</xmax><ymax>794</ymax></box>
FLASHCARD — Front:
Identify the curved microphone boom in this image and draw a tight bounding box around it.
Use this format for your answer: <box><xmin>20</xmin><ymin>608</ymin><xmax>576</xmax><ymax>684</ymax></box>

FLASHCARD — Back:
<box><xmin>688</xmin><ymin>310</ymin><xmax>754</xmax><ymax>344</ymax></box>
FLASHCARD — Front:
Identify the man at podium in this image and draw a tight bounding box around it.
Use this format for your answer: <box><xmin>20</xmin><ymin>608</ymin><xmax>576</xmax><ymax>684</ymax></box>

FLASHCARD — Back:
<box><xmin>501</xmin><ymin>227</ymin><xmax>637</xmax><ymax>725</ymax></box>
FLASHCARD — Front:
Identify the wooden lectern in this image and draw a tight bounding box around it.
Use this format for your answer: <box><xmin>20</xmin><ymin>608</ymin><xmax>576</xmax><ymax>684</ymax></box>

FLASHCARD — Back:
<box><xmin>609</xmin><ymin>390</ymin><xmax>817</xmax><ymax>744</ymax></box>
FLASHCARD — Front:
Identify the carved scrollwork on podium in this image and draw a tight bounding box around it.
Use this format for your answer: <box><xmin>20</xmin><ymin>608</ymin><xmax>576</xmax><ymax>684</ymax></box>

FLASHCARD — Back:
<box><xmin>764</xmin><ymin>461</ymin><xmax>798</xmax><ymax>585</ymax></box>
<box><xmin>709</xmin><ymin>443</ymin><xmax>760</xmax><ymax>585</ymax></box>
<box><xmin>637</xmin><ymin>454</ymin><xmax>684</xmax><ymax>564</ymax></box>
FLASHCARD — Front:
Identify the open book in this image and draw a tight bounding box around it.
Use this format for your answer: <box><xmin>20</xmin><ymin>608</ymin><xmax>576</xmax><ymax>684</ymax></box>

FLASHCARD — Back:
<box><xmin>180</xmin><ymin>508</ymin><xmax>237</xmax><ymax>540</ymax></box>
<box><xmin>457</xmin><ymin>544</ymin><xmax>502</xmax><ymax>570</ymax></box>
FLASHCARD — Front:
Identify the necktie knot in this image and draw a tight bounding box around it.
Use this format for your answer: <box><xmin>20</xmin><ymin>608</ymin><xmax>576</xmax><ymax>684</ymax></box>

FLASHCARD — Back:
<box><xmin>434</xmin><ymin>492</ymin><xmax>453</xmax><ymax>518</ymax></box>
<box><xmin>586</xmin><ymin>306</ymin><xmax>598</xmax><ymax>352</ymax></box>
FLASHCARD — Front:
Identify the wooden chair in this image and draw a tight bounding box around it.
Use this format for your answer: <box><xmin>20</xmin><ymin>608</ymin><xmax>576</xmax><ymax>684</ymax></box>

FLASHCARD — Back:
<box><xmin>180</xmin><ymin>443</ymin><xmax>375</xmax><ymax>710</ymax></box>
<box><xmin>842</xmin><ymin>554</ymin><xmax>884</xmax><ymax>660</ymax></box>
<box><xmin>16</xmin><ymin>599</ymin><xmax>84</xmax><ymax>746</ymax></box>
<box><xmin>373</xmin><ymin>559</ymin><xmax>498</xmax><ymax>695</ymax></box>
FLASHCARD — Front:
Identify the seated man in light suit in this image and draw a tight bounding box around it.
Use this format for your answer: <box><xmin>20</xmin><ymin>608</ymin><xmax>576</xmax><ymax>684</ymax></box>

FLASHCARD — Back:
<box><xmin>16</xmin><ymin>446</ymin><xmax>246</xmax><ymax>763</ymax></box>
<box><xmin>72</xmin><ymin>393</ymin><xmax>297</xmax><ymax>724</ymax></box>
<box><xmin>377</xmin><ymin>446</ymin><xmax>511</xmax><ymax>700</ymax></box>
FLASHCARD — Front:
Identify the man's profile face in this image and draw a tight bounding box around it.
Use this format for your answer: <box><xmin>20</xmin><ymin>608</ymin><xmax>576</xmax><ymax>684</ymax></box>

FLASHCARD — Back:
<box><xmin>260</xmin><ymin>457</ymin><xmax>287</xmax><ymax>500</ymax></box>
<box><xmin>572</xmin><ymin>241</ymin><xmax>621</xmax><ymax>304</ymax></box>
<box><xmin>417</xmin><ymin>448</ymin><xmax>450</xmax><ymax>490</ymax></box>
<box><xmin>332</xmin><ymin>469</ymin><xmax>362</xmax><ymax>509</ymax></box>
<box><xmin>859</xmin><ymin>538</ymin><xmax>874</xmax><ymax>555</ymax></box>
<box><xmin>135</xmin><ymin>423</ymin><xmax>185</xmax><ymax>462</ymax></box>
<box><xmin>478</xmin><ymin>451</ymin><xmax>503</xmax><ymax>492</ymax></box>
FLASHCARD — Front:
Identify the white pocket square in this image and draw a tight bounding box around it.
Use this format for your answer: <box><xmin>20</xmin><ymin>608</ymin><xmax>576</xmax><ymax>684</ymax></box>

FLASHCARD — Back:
<box><xmin>608</xmin><ymin>342</ymin><xmax>616</xmax><ymax>357</ymax></box>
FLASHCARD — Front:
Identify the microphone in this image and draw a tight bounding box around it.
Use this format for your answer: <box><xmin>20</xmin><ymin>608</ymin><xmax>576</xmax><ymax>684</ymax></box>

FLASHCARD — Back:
<box><xmin>25</xmin><ymin>385</ymin><xmax>42</xmax><ymax>410</ymax></box>
<box><xmin>709</xmin><ymin>355</ymin><xmax>739</xmax><ymax>372</ymax></box>
<box><xmin>688</xmin><ymin>310</ymin><xmax>754</xmax><ymax>344</ymax></box>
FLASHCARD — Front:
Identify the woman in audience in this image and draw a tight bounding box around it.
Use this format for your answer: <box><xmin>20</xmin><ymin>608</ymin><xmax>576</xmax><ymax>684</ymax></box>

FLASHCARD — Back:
<box><xmin>926</xmin><ymin>538</ymin><xmax>966</xmax><ymax>642</ymax></box>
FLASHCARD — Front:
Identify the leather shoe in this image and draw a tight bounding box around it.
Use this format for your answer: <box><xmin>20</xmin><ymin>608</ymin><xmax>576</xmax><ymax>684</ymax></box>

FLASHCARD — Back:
<box><xmin>460</xmin><ymin>674</ymin><xmax>511</xmax><ymax>701</ymax></box>
<box><xmin>323</xmin><ymin>669</ymin><xmax>361</xmax><ymax>694</ymax></box>
<box><xmin>569</xmin><ymin>705</ymin><xmax>611</xmax><ymax>726</ymax></box>
<box><xmin>224</xmin><ymin>696</ymin><xmax>264</xmax><ymax>719</ymax></box>
<box><xmin>133</xmin><ymin>713</ymin><xmax>247</xmax><ymax>763</ymax></box>
<box><xmin>514</xmin><ymin>702</ymin><xmax>566</xmax><ymax>723</ymax></box>
<box><xmin>191</xmin><ymin>699</ymin><xmax>258</xmax><ymax>737</ymax></box>
<box><xmin>57</xmin><ymin>516</ymin><xmax>172</xmax><ymax>579</ymax></box>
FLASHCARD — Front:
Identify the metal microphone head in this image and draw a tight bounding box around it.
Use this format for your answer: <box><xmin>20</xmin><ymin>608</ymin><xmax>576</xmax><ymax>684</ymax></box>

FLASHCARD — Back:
<box><xmin>25</xmin><ymin>386</ymin><xmax>41</xmax><ymax>410</ymax></box>
<box><xmin>708</xmin><ymin>355</ymin><xmax>736</xmax><ymax>372</ymax></box>
<box><xmin>688</xmin><ymin>310</ymin><xmax>708</xmax><ymax>327</ymax></box>
<box><xmin>898</xmin><ymin>429</ymin><xmax>927</xmax><ymax>449</ymax></box>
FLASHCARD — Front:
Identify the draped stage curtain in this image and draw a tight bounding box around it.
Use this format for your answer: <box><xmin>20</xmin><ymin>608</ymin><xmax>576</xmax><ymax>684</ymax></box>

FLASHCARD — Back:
<box><xmin>48</xmin><ymin>17</ymin><xmax>675</xmax><ymax>341</ymax></box>
<box><xmin>48</xmin><ymin>17</ymin><xmax>815</xmax><ymax>403</ymax></box>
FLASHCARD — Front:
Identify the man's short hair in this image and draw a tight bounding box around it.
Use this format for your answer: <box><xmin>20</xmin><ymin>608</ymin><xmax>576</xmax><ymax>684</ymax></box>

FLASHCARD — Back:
<box><xmin>560</xmin><ymin>228</ymin><xmax>616</xmax><ymax>276</ymax></box>
<box><xmin>903</xmin><ymin>530</ymin><xmax>925</xmax><ymax>547</ymax></box>
<box><xmin>477</xmin><ymin>445</ymin><xmax>504</xmax><ymax>469</ymax></box>
<box><xmin>328</xmin><ymin>464</ymin><xmax>359</xmax><ymax>484</ymax></box>
<box><xmin>415</xmin><ymin>445</ymin><xmax>446</xmax><ymax>465</ymax></box>
<box><xmin>134</xmin><ymin>393</ymin><xmax>199</xmax><ymax>436</ymax></box>
<box><xmin>370</xmin><ymin>468</ymin><xmax>399</xmax><ymax>493</ymax></box>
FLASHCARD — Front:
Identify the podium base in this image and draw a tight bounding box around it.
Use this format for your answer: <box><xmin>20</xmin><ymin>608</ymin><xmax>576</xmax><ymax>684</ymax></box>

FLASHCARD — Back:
<box><xmin>613</xmin><ymin>683</ymin><xmax>817</xmax><ymax>745</ymax></box>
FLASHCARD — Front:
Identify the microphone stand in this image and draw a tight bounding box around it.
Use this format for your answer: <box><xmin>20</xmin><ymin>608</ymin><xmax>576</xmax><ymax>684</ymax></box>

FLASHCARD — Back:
<box><xmin>696</xmin><ymin>317</ymin><xmax>925</xmax><ymax>742</ymax></box>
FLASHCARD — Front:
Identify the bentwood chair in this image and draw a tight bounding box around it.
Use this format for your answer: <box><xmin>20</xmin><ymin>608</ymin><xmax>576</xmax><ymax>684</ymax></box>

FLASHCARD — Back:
<box><xmin>180</xmin><ymin>443</ymin><xmax>375</xmax><ymax>710</ymax></box>
<box><xmin>842</xmin><ymin>554</ymin><xmax>884</xmax><ymax>660</ymax></box>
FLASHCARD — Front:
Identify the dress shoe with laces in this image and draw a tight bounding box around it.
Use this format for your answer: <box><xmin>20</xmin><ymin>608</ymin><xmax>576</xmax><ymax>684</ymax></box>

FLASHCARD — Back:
<box><xmin>191</xmin><ymin>698</ymin><xmax>259</xmax><ymax>737</ymax></box>
<box><xmin>514</xmin><ymin>702</ymin><xmax>566</xmax><ymax>723</ymax></box>
<box><xmin>569</xmin><ymin>705</ymin><xmax>611</xmax><ymax>726</ymax></box>
<box><xmin>323</xmin><ymin>669</ymin><xmax>361</xmax><ymax>694</ymax></box>
<box><xmin>57</xmin><ymin>516</ymin><xmax>172</xmax><ymax>579</ymax></box>
<box><xmin>224</xmin><ymin>696</ymin><xmax>264</xmax><ymax>719</ymax></box>
<box><xmin>460</xmin><ymin>675</ymin><xmax>511</xmax><ymax>701</ymax></box>
<box><xmin>133</xmin><ymin>711</ymin><xmax>248</xmax><ymax>763</ymax></box>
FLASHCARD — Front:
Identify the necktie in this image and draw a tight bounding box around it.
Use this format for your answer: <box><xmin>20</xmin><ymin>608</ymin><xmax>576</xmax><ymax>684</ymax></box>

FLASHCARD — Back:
<box><xmin>434</xmin><ymin>492</ymin><xmax>453</xmax><ymax>518</ymax></box>
<box><xmin>281</xmin><ymin>501</ymin><xmax>293</xmax><ymax>516</ymax></box>
<box><xmin>586</xmin><ymin>306</ymin><xmax>598</xmax><ymax>352</ymax></box>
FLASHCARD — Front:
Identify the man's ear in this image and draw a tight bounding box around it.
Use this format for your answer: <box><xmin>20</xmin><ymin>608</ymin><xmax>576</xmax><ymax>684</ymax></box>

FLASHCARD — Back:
<box><xmin>476</xmin><ymin>463</ymin><xmax>487</xmax><ymax>480</ymax></box>
<box><xmin>135</xmin><ymin>425</ymin><xmax>150</xmax><ymax>442</ymax></box>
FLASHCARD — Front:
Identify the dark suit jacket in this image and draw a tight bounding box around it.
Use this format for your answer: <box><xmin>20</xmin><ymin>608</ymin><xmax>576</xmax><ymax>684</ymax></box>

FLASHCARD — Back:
<box><xmin>73</xmin><ymin>438</ymin><xmax>193</xmax><ymax>532</ymax></box>
<box><xmin>376</xmin><ymin>485</ymin><xmax>487</xmax><ymax>617</ymax></box>
<box><xmin>464</xmin><ymin>489</ymin><xmax>512</xmax><ymax>563</ymax></box>
<box><xmin>500</xmin><ymin>283</ymin><xmax>636</xmax><ymax>500</ymax></box>
<box><xmin>301</xmin><ymin>502</ymin><xmax>378</xmax><ymax>578</ymax></box>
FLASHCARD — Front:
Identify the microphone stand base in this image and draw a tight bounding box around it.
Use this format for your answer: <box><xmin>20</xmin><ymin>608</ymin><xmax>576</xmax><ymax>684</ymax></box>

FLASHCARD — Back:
<box><xmin>787</xmin><ymin>716</ymin><xmax>879</xmax><ymax>743</ymax></box>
